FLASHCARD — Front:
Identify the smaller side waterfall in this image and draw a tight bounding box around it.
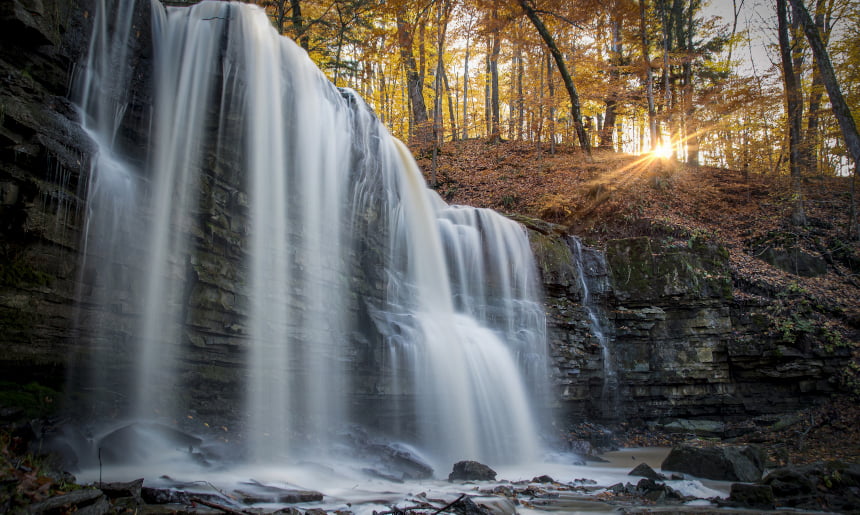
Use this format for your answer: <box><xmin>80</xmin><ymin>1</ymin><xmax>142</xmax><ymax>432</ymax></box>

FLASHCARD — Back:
<box><xmin>570</xmin><ymin>237</ymin><xmax>618</xmax><ymax>420</ymax></box>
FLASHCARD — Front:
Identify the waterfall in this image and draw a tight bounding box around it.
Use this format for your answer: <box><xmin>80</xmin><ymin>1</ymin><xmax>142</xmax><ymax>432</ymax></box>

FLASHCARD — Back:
<box><xmin>569</xmin><ymin>237</ymin><xmax>618</xmax><ymax>420</ymax></box>
<box><xmin>73</xmin><ymin>0</ymin><xmax>549</xmax><ymax>472</ymax></box>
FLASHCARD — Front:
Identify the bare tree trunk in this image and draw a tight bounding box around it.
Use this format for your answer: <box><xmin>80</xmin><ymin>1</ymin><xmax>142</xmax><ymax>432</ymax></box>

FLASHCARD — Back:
<box><xmin>600</xmin><ymin>18</ymin><xmax>621</xmax><ymax>150</ymax></box>
<box><xmin>516</xmin><ymin>24</ymin><xmax>525</xmax><ymax>141</ymax></box>
<box><xmin>804</xmin><ymin>0</ymin><xmax>834</xmax><ymax>174</ymax></box>
<box><xmin>778</xmin><ymin>0</ymin><xmax>807</xmax><ymax>226</ymax></box>
<box><xmin>537</xmin><ymin>48</ymin><xmax>545</xmax><ymax>148</ymax></box>
<box><xmin>489</xmin><ymin>6</ymin><xmax>502</xmax><ymax>143</ymax></box>
<box><xmin>396</xmin><ymin>9</ymin><xmax>430</xmax><ymax>145</ymax></box>
<box><xmin>442</xmin><ymin>67</ymin><xmax>457</xmax><ymax>141</ymax></box>
<box><xmin>462</xmin><ymin>16</ymin><xmax>472</xmax><ymax>140</ymax></box>
<box><xmin>485</xmin><ymin>45</ymin><xmax>491</xmax><ymax>137</ymax></box>
<box><xmin>431</xmin><ymin>0</ymin><xmax>451</xmax><ymax>187</ymax></box>
<box><xmin>518</xmin><ymin>0</ymin><xmax>591</xmax><ymax>159</ymax></box>
<box><xmin>789</xmin><ymin>0</ymin><xmax>860</xmax><ymax>238</ymax></box>
<box><xmin>660</xmin><ymin>0</ymin><xmax>672</xmax><ymax>149</ymax></box>
<box><xmin>726</xmin><ymin>0</ymin><xmax>745</xmax><ymax>65</ymax></box>
<box><xmin>547</xmin><ymin>52</ymin><xmax>556</xmax><ymax>154</ymax></box>
<box><xmin>684</xmin><ymin>0</ymin><xmax>699</xmax><ymax>165</ymax></box>
<box><xmin>289</xmin><ymin>0</ymin><xmax>309</xmax><ymax>50</ymax></box>
<box><xmin>639</xmin><ymin>0</ymin><xmax>658</xmax><ymax>150</ymax></box>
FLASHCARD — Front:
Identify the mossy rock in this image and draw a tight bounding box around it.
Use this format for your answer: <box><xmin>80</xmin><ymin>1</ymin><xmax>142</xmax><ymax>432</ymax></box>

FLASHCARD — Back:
<box><xmin>526</xmin><ymin>230</ymin><xmax>578</xmax><ymax>293</ymax></box>
<box><xmin>607</xmin><ymin>236</ymin><xmax>731</xmax><ymax>302</ymax></box>
<box><xmin>0</xmin><ymin>381</ymin><xmax>60</xmax><ymax>418</ymax></box>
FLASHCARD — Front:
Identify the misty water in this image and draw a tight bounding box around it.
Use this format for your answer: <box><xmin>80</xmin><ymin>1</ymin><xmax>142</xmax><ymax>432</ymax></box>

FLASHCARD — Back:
<box><xmin>73</xmin><ymin>0</ymin><xmax>546</xmax><ymax>472</ymax></box>
<box><xmin>63</xmin><ymin>0</ymin><xmax>730</xmax><ymax>512</ymax></box>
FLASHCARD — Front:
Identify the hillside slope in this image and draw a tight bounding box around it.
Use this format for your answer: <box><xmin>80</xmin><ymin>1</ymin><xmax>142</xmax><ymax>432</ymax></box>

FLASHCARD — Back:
<box><xmin>420</xmin><ymin>140</ymin><xmax>858</xmax><ymax>321</ymax></box>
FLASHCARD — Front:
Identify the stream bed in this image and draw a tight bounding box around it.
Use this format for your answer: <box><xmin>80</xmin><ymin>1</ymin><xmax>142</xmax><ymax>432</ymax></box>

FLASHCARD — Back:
<box><xmin>72</xmin><ymin>447</ymin><xmax>734</xmax><ymax>514</ymax></box>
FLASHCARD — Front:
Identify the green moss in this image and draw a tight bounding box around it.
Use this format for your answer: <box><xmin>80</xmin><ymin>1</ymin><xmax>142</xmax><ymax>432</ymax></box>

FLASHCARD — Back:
<box><xmin>194</xmin><ymin>364</ymin><xmax>236</xmax><ymax>384</ymax></box>
<box><xmin>0</xmin><ymin>381</ymin><xmax>60</xmax><ymax>418</ymax></box>
<box><xmin>0</xmin><ymin>257</ymin><xmax>53</xmax><ymax>288</ymax></box>
<box><xmin>530</xmin><ymin>232</ymin><xmax>572</xmax><ymax>271</ymax></box>
<box><xmin>607</xmin><ymin>237</ymin><xmax>655</xmax><ymax>296</ymax></box>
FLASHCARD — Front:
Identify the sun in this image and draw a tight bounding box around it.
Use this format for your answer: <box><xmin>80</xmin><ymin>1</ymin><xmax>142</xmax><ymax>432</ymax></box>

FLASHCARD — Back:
<box><xmin>652</xmin><ymin>143</ymin><xmax>674</xmax><ymax>159</ymax></box>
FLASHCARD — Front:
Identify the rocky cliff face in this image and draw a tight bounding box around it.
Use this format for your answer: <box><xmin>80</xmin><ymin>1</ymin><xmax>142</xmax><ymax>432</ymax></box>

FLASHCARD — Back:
<box><xmin>530</xmin><ymin>225</ymin><xmax>851</xmax><ymax>423</ymax></box>
<box><xmin>0</xmin><ymin>0</ymin><xmax>96</xmax><ymax>389</ymax></box>
<box><xmin>0</xmin><ymin>0</ymin><xmax>850</xmax><ymax>431</ymax></box>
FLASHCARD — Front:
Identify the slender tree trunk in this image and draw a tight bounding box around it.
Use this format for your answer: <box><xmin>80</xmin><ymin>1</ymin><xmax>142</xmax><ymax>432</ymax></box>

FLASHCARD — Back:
<box><xmin>684</xmin><ymin>0</ymin><xmax>699</xmax><ymax>165</ymax></box>
<box><xmin>489</xmin><ymin>7</ymin><xmax>502</xmax><ymax>143</ymax></box>
<box><xmin>804</xmin><ymin>0</ymin><xmax>834</xmax><ymax>174</ymax></box>
<box><xmin>547</xmin><ymin>52</ymin><xmax>556</xmax><ymax>154</ymax></box>
<box><xmin>518</xmin><ymin>0</ymin><xmax>591</xmax><ymax>158</ymax></box>
<box><xmin>431</xmin><ymin>0</ymin><xmax>450</xmax><ymax>187</ymax></box>
<box><xmin>789</xmin><ymin>0</ymin><xmax>860</xmax><ymax>238</ymax></box>
<box><xmin>726</xmin><ymin>0</ymin><xmax>745</xmax><ymax>65</ymax></box>
<box><xmin>516</xmin><ymin>25</ymin><xmax>525</xmax><ymax>141</ymax></box>
<box><xmin>396</xmin><ymin>9</ymin><xmax>430</xmax><ymax>145</ymax></box>
<box><xmin>600</xmin><ymin>19</ymin><xmax>621</xmax><ymax>150</ymax></box>
<box><xmin>778</xmin><ymin>0</ymin><xmax>807</xmax><ymax>225</ymax></box>
<box><xmin>537</xmin><ymin>49</ymin><xmax>545</xmax><ymax>148</ymax></box>
<box><xmin>660</xmin><ymin>0</ymin><xmax>672</xmax><ymax>149</ymax></box>
<box><xmin>462</xmin><ymin>18</ymin><xmax>472</xmax><ymax>140</ymax></box>
<box><xmin>640</xmin><ymin>0</ymin><xmax>658</xmax><ymax>150</ymax></box>
<box><xmin>442</xmin><ymin>68</ymin><xmax>457</xmax><ymax>141</ymax></box>
<box><xmin>484</xmin><ymin>45</ymin><xmax>491</xmax><ymax>137</ymax></box>
<box><xmin>289</xmin><ymin>0</ymin><xmax>309</xmax><ymax>50</ymax></box>
<box><xmin>418</xmin><ymin>21</ymin><xmax>426</xmax><ymax>87</ymax></box>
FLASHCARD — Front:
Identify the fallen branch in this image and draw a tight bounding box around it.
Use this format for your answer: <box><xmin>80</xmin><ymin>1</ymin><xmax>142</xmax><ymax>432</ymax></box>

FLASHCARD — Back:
<box><xmin>433</xmin><ymin>493</ymin><xmax>466</xmax><ymax>514</ymax></box>
<box><xmin>373</xmin><ymin>505</ymin><xmax>427</xmax><ymax>515</ymax></box>
<box><xmin>190</xmin><ymin>496</ymin><xmax>246</xmax><ymax>515</ymax></box>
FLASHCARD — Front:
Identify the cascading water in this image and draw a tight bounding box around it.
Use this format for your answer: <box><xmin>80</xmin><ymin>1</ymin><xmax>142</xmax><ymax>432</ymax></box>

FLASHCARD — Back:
<box><xmin>72</xmin><ymin>0</ymin><xmax>549</xmax><ymax>474</ymax></box>
<box><xmin>569</xmin><ymin>237</ymin><xmax>618</xmax><ymax>420</ymax></box>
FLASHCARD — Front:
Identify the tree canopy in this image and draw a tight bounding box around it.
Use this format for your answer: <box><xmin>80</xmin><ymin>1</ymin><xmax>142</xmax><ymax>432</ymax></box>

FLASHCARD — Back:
<box><xmin>246</xmin><ymin>0</ymin><xmax>860</xmax><ymax>234</ymax></box>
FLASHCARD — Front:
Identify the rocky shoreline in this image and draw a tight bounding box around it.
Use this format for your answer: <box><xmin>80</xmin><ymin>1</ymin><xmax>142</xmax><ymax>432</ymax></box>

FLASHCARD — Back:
<box><xmin>3</xmin><ymin>395</ymin><xmax>858</xmax><ymax>514</ymax></box>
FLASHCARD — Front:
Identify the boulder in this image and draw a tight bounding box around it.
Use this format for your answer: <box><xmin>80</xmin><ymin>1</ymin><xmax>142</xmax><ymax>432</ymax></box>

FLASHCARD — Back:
<box><xmin>628</xmin><ymin>462</ymin><xmax>665</xmax><ymax>481</ymax></box>
<box><xmin>340</xmin><ymin>427</ymin><xmax>434</xmax><ymax>480</ymax></box>
<box><xmin>446</xmin><ymin>495</ymin><xmax>493</xmax><ymax>515</ymax></box>
<box><xmin>660</xmin><ymin>444</ymin><xmax>765</xmax><ymax>482</ymax></box>
<box><xmin>96</xmin><ymin>422</ymin><xmax>202</xmax><ymax>465</ymax></box>
<box><xmin>27</xmin><ymin>488</ymin><xmax>109</xmax><ymax>514</ymax></box>
<box><xmin>449</xmin><ymin>460</ymin><xmax>497</xmax><ymax>481</ymax></box>
<box><xmin>634</xmin><ymin>478</ymin><xmax>683</xmax><ymax>503</ymax></box>
<box><xmin>0</xmin><ymin>0</ymin><xmax>58</xmax><ymax>47</ymax></box>
<box><xmin>729</xmin><ymin>483</ymin><xmax>775</xmax><ymax>510</ymax></box>
<box><xmin>97</xmin><ymin>478</ymin><xmax>144</xmax><ymax>504</ymax></box>
<box><xmin>756</xmin><ymin>245</ymin><xmax>828</xmax><ymax>277</ymax></box>
<box><xmin>763</xmin><ymin>461</ymin><xmax>860</xmax><ymax>512</ymax></box>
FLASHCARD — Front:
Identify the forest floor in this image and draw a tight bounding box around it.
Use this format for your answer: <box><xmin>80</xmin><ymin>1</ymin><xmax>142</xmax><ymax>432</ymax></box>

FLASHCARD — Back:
<box><xmin>417</xmin><ymin>139</ymin><xmax>860</xmax><ymax>467</ymax></box>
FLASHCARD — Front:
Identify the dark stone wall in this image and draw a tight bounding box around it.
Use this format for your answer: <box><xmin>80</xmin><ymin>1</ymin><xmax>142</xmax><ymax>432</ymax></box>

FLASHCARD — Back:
<box><xmin>0</xmin><ymin>0</ymin><xmax>97</xmax><ymax>393</ymax></box>
<box><xmin>531</xmin><ymin>229</ymin><xmax>850</xmax><ymax>424</ymax></box>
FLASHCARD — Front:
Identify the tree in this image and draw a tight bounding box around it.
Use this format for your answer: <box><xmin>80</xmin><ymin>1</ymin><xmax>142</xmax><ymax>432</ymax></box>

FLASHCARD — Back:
<box><xmin>290</xmin><ymin>0</ymin><xmax>310</xmax><ymax>50</ymax></box>
<box><xmin>431</xmin><ymin>0</ymin><xmax>452</xmax><ymax>186</ymax></box>
<box><xmin>778</xmin><ymin>0</ymin><xmax>808</xmax><ymax>226</ymax></box>
<box><xmin>517</xmin><ymin>0</ymin><xmax>592</xmax><ymax>158</ymax></box>
<box><xmin>396</xmin><ymin>4</ymin><xmax>432</xmax><ymax>144</ymax></box>
<box><xmin>789</xmin><ymin>0</ymin><xmax>860</xmax><ymax>238</ymax></box>
<box><xmin>639</xmin><ymin>0</ymin><xmax>658</xmax><ymax>150</ymax></box>
<box><xmin>600</xmin><ymin>11</ymin><xmax>623</xmax><ymax>149</ymax></box>
<box><xmin>487</xmin><ymin>3</ymin><xmax>503</xmax><ymax>142</ymax></box>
